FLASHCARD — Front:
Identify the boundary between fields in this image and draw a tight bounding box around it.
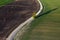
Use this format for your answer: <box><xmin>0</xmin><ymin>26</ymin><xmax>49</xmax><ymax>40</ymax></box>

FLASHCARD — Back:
<box><xmin>6</xmin><ymin>0</ymin><xmax>43</xmax><ymax>40</ymax></box>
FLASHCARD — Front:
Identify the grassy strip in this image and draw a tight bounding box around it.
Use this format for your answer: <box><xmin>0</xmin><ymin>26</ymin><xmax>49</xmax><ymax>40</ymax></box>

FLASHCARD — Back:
<box><xmin>0</xmin><ymin>0</ymin><xmax>14</xmax><ymax>7</ymax></box>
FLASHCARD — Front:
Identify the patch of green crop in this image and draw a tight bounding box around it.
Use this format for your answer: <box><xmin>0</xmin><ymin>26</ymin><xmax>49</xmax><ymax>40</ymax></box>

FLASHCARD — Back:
<box><xmin>0</xmin><ymin>0</ymin><xmax>14</xmax><ymax>7</ymax></box>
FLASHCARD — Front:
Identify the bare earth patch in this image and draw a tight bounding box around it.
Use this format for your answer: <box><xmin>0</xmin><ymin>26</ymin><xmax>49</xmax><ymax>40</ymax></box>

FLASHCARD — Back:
<box><xmin>0</xmin><ymin>0</ymin><xmax>40</xmax><ymax>40</ymax></box>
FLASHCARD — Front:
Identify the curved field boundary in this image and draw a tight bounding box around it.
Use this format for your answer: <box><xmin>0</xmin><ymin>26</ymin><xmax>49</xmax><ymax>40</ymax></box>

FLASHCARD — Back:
<box><xmin>6</xmin><ymin>0</ymin><xmax>43</xmax><ymax>40</ymax></box>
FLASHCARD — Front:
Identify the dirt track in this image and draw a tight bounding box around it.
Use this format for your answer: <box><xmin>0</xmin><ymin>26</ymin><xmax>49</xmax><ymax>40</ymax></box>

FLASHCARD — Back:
<box><xmin>0</xmin><ymin>0</ymin><xmax>40</xmax><ymax>40</ymax></box>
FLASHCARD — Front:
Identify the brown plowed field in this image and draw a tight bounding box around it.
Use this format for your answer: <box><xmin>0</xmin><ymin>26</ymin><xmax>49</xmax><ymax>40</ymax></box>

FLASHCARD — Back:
<box><xmin>0</xmin><ymin>0</ymin><xmax>40</xmax><ymax>40</ymax></box>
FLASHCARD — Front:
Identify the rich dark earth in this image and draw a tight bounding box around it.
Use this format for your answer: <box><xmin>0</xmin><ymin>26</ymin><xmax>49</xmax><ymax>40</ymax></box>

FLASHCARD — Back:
<box><xmin>0</xmin><ymin>0</ymin><xmax>40</xmax><ymax>40</ymax></box>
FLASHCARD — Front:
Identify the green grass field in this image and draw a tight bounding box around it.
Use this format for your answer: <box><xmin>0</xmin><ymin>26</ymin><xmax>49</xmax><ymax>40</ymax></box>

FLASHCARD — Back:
<box><xmin>21</xmin><ymin>0</ymin><xmax>60</xmax><ymax>40</ymax></box>
<box><xmin>0</xmin><ymin>0</ymin><xmax>14</xmax><ymax>6</ymax></box>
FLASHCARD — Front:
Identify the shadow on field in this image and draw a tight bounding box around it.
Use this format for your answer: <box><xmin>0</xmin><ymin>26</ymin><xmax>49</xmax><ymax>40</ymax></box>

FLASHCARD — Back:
<box><xmin>36</xmin><ymin>8</ymin><xmax>58</xmax><ymax>18</ymax></box>
<box><xmin>29</xmin><ymin>8</ymin><xmax>58</xmax><ymax>31</ymax></box>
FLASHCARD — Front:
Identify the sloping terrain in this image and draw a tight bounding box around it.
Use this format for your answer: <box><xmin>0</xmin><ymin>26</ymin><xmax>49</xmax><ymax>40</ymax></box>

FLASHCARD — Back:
<box><xmin>0</xmin><ymin>0</ymin><xmax>40</xmax><ymax>40</ymax></box>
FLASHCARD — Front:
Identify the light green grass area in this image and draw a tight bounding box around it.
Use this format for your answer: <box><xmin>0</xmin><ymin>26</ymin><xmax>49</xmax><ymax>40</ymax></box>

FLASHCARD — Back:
<box><xmin>21</xmin><ymin>0</ymin><xmax>60</xmax><ymax>40</ymax></box>
<box><xmin>0</xmin><ymin>0</ymin><xmax>14</xmax><ymax>6</ymax></box>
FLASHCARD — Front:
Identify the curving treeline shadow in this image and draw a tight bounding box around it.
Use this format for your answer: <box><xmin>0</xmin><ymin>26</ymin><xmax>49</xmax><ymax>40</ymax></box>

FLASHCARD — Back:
<box><xmin>35</xmin><ymin>8</ymin><xmax>58</xmax><ymax>18</ymax></box>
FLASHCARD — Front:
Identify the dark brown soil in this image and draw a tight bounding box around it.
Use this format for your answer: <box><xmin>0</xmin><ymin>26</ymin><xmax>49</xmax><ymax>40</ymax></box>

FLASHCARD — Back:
<box><xmin>0</xmin><ymin>0</ymin><xmax>40</xmax><ymax>40</ymax></box>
